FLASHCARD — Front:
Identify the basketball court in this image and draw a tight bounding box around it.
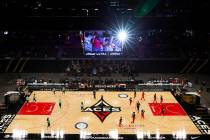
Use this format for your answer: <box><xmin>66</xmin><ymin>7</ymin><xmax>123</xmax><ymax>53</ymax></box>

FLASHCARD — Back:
<box><xmin>4</xmin><ymin>90</ymin><xmax>200</xmax><ymax>138</ymax></box>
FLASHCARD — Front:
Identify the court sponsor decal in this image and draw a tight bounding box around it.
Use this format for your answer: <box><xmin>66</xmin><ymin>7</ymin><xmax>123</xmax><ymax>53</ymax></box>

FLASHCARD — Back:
<box><xmin>118</xmin><ymin>93</ymin><xmax>128</xmax><ymax>98</ymax></box>
<box><xmin>119</xmin><ymin>124</ymin><xmax>144</xmax><ymax>130</ymax></box>
<box><xmin>149</xmin><ymin>103</ymin><xmax>187</xmax><ymax>116</ymax></box>
<box><xmin>190</xmin><ymin>136</ymin><xmax>200</xmax><ymax>139</ymax></box>
<box><xmin>3</xmin><ymin>130</ymin><xmax>65</xmax><ymax>139</ymax></box>
<box><xmin>75</xmin><ymin>122</ymin><xmax>88</xmax><ymax>129</ymax></box>
<box><xmin>82</xmin><ymin>96</ymin><xmax>121</xmax><ymax>122</ymax></box>
<box><xmin>189</xmin><ymin>115</ymin><xmax>210</xmax><ymax>134</ymax></box>
<box><xmin>0</xmin><ymin>114</ymin><xmax>15</xmax><ymax>133</ymax></box>
<box><xmin>40</xmin><ymin>130</ymin><xmax>64</xmax><ymax>139</ymax></box>
<box><xmin>18</xmin><ymin>102</ymin><xmax>55</xmax><ymax>115</ymax></box>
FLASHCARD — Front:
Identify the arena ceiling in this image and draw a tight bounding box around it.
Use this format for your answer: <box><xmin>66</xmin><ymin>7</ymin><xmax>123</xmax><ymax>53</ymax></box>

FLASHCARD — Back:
<box><xmin>0</xmin><ymin>0</ymin><xmax>209</xmax><ymax>30</ymax></box>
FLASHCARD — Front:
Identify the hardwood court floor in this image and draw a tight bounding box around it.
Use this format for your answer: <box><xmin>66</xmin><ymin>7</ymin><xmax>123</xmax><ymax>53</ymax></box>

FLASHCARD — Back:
<box><xmin>5</xmin><ymin>91</ymin><xmax>200</xmax><ymax>135</ymax></box>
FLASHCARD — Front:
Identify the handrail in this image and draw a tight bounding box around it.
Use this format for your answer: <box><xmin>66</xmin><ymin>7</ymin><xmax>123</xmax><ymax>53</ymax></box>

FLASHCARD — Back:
<box><xmin>195</xmin><ymin>59</ymin><xmax>208</xmax><ymax>73</ymax></box>
<box><xmin>19</xmin><ymin>57</ymin><xmax>30</xmax><ymax>73</ymax></box>
<box><xmin>180</xmin><ymin>58</ymin><xmax>193</xmax><ymax>73</ymax></box>
<box><xmin>186</xmin><ymin>58</ymin><xmax>199</xmax><ymax>73</ymax></box>
<box><xmin>5</xmin><ymin>58</ymin><xmax>14</xmax><ymax>72</ymax></box>
<box><xmin>13</xmin><ymin>58</ymin><xmax>23</xmax><ymax>72</ymax></box>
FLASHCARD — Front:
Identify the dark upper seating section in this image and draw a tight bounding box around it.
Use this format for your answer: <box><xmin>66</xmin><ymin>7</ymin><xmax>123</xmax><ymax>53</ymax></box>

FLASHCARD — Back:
<box><xmin>0</xmin><ymin>29</ymin><xmax>208</xmax><ymax>59</ymax></box>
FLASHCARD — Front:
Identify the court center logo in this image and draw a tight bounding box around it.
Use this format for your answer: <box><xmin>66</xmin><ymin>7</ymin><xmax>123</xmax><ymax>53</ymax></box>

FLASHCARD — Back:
<box><xmin>82</xmin><ymin>96</ymin><xmax>121</xmax><ymax>122</ymax></box>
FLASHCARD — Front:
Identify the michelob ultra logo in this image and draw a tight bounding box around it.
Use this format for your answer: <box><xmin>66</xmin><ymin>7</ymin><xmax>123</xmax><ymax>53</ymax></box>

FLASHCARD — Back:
<box><xmin>82</xmin><ymin>96</ymin><xmax>121</xmax><ymax>122</ymax></box>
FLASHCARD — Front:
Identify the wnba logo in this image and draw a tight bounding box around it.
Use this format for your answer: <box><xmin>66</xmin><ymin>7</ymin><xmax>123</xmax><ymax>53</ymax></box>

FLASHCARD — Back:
<box><xmin>82</xmin><ymin>96</ymin><xmax>121</xmax><ymax>122</ymax></box>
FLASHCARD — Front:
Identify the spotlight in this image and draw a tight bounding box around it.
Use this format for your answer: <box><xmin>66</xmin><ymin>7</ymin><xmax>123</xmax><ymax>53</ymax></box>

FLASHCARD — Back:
<box><xmin>111</xmin><ymin>21</ymin><xmax>136</xmax><ymax>48</ymax></box>
<box><xmin>41</xmin><ymin>130</ymin><xmax>45</xmax><ymax>138</ymax></box>
<box><xmin>156</xmin><ymin>129</ymin><xmax>160</xmax><ymax>139</ymax></box>
<box><xmin>51</xmin><ymin>130</ymin><xmax>55</xmax><ymax>137</ymax></box>
<box><xmin>173</xmin><ymin>129</ymin><xmax>187</xmax><ymax>139</ymax></box>
<box><xmin>109</xmin><ymin>130</ymin><xmax>118</xmax><ymax>139</ymax></box>
<box><xmin>12</xmin><ymin>129</ymin><xmax>28</xmax><ymax>139</ymax></box>
<box><xmin>147</xmin><ymin>130</ymin><xmax>151</xmax><ymax>138</ymax></box>
<box><xmin>55</xmin><ymin>130</ymin><xmax>60</xmax><ymax>139</ymax></box>
<box><xmin>59</xmin><ymin>130</ymin><xmax>64</xmax><ymax>138</ymax></box>
<box><xmin>3</xmin><ymin>31</ymin><xmax>8</xmax><ymax>35</ymax></box>
<box><xmin>117</xmin><ymin>30</ymin><xmax>127</xmax><ymax>42</ymax></box>
<box><xmin>136</xmin><ymin>131</ymin><xmax>144</xmax><ymax>139</ymax></box>
<box><xmin>80</xmin><ymin>130</ymin><xmax>91</xmax><ymax>139</ymax></box>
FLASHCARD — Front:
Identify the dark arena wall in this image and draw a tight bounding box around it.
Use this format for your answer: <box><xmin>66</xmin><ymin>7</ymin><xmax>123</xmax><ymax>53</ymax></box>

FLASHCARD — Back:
<box><xmin>0</xmin><ymin>59</ymin><xmax>209</xmax><ymax>73</ymax></box>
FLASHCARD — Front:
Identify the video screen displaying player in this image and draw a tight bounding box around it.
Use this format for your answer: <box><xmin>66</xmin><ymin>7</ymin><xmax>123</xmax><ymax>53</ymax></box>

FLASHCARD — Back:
<box><xmin>83</xmin><ymin>31</ymin><xmax>122</xmax><ymax>54</ymax></box>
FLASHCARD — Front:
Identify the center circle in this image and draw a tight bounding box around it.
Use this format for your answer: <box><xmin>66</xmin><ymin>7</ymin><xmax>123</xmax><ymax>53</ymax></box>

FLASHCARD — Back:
<box><xmin>75</xmin><ymin>122</ymin><xmax>88</xmax><ymax>129</ymax></box>
<box><xmin>118</xmin><ymin>93</ymin><xmax>128</xmax><ymax>98</ymax></box>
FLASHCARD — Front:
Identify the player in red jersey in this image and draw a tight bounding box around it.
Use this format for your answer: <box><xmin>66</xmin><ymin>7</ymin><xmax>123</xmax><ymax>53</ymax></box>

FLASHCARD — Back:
<box><xmin>141</xmin><ymin>109</ymin><xmax>145</xmax><ymax>119</ymax></box>
<box><xmin>134</xmin><ymin>89</ymin><xmax>136</xmax><ymax>98</ymax></box>
<box><xmin>136</xmin><ymin>101</ymin><xmax>141</xmax><ymax>113</ymax></box>
<box><xmin>141</xmin><ymin>90</ymin><xmax>145</xmax><ymax>101</ymax></box>
<box><xmin>119</xmin><ymin>116</ymin><xmax>123</xmax><ymax>127</ymax></box>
